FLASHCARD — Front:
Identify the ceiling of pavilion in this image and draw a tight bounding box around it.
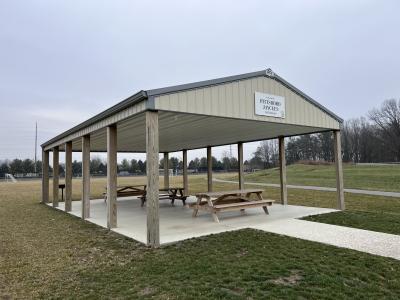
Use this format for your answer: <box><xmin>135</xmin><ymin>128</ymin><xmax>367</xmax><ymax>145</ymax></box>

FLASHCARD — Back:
<box><xmin>59</xmin><ymin>111</ymin><xmax>331</xmax><ymax>153</ymax></box>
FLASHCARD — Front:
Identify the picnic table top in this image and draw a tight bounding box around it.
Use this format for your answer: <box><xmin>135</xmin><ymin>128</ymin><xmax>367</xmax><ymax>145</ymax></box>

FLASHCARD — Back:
<box><xmin>103</xmin><ymin>185</ymin><xmax>145</xmax><ymax>191</ymax></box>
<box><xmin>115</xmin><ymin>184</ymin><xmax>146</xmax><ymax>189</ymax></box>
<box><xmin>195</xmin><ymin>189</ymin><xmax>264</xmax><ymax>198</ymax></box>
<box><xmin>108</xmin><ymin>185</ymin><xmax>184</xmax><ymax>191</ymax></box>
<box><xmin>159</xmin><ymin>187</ymin><xmax>184</xmax><ymax>191</ymax></box>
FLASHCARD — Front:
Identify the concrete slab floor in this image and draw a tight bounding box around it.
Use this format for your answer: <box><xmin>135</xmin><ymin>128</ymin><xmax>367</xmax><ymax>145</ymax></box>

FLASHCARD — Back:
<box><xmin>49</xmin><ymin>196</ymin><xmax>336</xmax><ymax>245</ymax></box>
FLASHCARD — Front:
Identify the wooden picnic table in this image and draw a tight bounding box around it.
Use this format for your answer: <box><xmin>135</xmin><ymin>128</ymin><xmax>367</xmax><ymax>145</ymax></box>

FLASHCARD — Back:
<box><xmin>104</xmin><ymin>184</ymin><xmax>146</xmax><ymax>202</ymax></box>
<box><xmin>141</xmin><ymin>187</ymin><xmax>187</xmax><ymax>206</ymax></box>
<box><xmin>190</xmin><ymin>189</ymin><xmax>274</xmax><ymax>223</ymax></box>
<box><xmin>104</xmin><ymin>185</ymin><xmax>187</xmax><ymax>206</ymax></box>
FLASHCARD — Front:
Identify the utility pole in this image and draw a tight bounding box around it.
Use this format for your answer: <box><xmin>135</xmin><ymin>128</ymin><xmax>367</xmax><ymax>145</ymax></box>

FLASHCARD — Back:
<box><xmin>34</xmin><ymin>122</ymin><xmax>37</xmax><ymax>174</ymax></box>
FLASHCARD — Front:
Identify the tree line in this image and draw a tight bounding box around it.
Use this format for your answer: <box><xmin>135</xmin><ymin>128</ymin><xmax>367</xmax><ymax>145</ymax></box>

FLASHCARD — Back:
<box><xmin>247</xmin><ymin>99</ymin><xmax>400</xmax><ymax>167</ymax></box>
<box><xmin>1</xmin><ymin>99</ymin><xmax>399</xmax><ymax>177</ymax></box>
<box><xmin>0</xmin><ymin>158</ymin><xmax>43</xmax><ymax>177</ymax></box>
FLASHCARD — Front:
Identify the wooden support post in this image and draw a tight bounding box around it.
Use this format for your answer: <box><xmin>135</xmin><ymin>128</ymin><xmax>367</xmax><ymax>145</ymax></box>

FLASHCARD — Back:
<box><xmin>82</xmin><ymin>135</ymin><xmax>90</xmax><ymax>219</ymax></box>
<box><xmin>333</xmin><ymin>130</ymin><xmax>345</xmax><ymax>210</ymax></box>
<box><xmin>238</xmin><ymin>142</ymin><xmax>244</xmax><ymax>190</ymax></box>
<box><xmin>65</xmin><ymin>141</ymin><xmax>72</xmax><ymax>212</ymax></box>
<box><xmin>183</xmin><ymin>149</ymin><xmax>188</xmax><ymax>196</ymax></box>
<box><xmin>41</xmin><ymin>149</ymin><xmax>49</xmax><ymax>203</ymax></box>
<box><xmin>107</xmin><ymin>125</ymin><xmax>117</xmax><ymax>228</ymax></box>
<box><xmin>52</xmin><ymin>146</ymin><xmax>59</xmax><ymax>207</ymax></box>
<box><xmin>207</xmin><ymin>146</ymin><xmax>212</xmax><ymax>192</ymax></box>
<box><xmin>146</xmin><ymin>111</ymin><xmax>160</xmax><ymax>247</ymax></box>
<box><xmin>279</xmin><ymin>136</ymin><xmax>288</xmax><ymax>205</ymax></box>
<box><xmin>163</xmin><ymin>152</ymin><xmax>169</xmax><ymax>189</ymax></box>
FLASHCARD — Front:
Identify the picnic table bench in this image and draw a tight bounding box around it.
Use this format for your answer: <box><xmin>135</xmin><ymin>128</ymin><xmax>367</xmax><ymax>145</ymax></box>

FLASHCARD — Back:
<box><xmin>190</xmin><ymin>189</ymin><xmax>274</xmax><ymax>222</ymax></box>
<box><xmin>141</xmin><ymin>187</ymin><xmax>187</xmax><ymax>206</ymax></box>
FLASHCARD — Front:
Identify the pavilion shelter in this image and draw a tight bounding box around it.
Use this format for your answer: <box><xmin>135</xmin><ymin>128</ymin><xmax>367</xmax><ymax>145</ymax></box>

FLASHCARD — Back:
<box><xmin>41</xmin><ymin>68</ymin><xmax>344</xmax><ymax>247</ymax></box>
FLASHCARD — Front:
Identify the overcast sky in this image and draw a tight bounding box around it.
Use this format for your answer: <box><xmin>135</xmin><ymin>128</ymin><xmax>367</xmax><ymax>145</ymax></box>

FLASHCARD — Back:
<box><xmin>1</xmin><ymin>0</ymin><xmax>399</xmax><ymax>163</ymax></box>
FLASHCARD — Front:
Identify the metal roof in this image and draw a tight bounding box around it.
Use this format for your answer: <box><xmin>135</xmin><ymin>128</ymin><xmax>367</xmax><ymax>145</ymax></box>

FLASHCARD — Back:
<box><xmin>41</xmin><ymin>68</ymin><xmax>342</xmax><ymax>148</ymax></box>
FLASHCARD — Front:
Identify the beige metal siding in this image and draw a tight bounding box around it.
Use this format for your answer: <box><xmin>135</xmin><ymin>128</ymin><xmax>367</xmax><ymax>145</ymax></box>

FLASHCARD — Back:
<box><xmin>154</xmin><ymin>76</ymin><xmax>340</xmax><ymax>130</ymax></box>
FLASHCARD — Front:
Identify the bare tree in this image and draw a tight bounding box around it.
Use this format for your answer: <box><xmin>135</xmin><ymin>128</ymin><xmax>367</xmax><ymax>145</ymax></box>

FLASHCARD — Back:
<box><xmin>253</xmin><ymin>140</ymin><xmax>279</xmax><ymax>168</ymax></box>
<box><xmin>369</xmin><ymin>99</ymin><xmax>400</xmax><ymax>161</ymax></box>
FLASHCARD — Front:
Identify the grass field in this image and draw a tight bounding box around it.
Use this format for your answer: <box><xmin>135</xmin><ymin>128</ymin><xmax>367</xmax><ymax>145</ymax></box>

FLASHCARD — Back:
<box><xmin>1</xmin><ymin>165</ymin><xmax>400</xmax><ymax>298</ymax></box>
<box><xmin>235</xmin><ymin>163</ymin><xmax>400</xmax><ymax>192</ymax></box>
<box><xmin>4</xmin><ymin>164</ymin><xmax>400</xmax><ymax>235</ymax></box>
<box><xmin>303</xmin><ymin>210</ymin><xmax>400</xmax><ymax>235</ymax></box>
<box><xmin>230</xmin><ymin>163</ymin><xmax>400</xmax><ymax>235</ymax></box>
<box><xmin>1</xmin><ymin>179</ymin><xmax>400</xmax><ymax>299</ymax></box>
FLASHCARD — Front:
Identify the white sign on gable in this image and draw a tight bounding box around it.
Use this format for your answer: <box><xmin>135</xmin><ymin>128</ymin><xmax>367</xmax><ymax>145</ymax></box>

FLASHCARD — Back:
<box><xmin>254</xmin><ymin>92</ymin><xmax>285</xmax><ymax>118</ymax></box>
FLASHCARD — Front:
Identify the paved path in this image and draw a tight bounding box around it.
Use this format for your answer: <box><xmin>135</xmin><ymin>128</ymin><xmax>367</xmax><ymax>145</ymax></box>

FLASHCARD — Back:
<box><xmin>250</xmin><ymin>219</ymin><xmax>400</xmax><ymax>260</ymax></box>
<box><xmin>214</xmin><ymin>178</ymin><xmax>400</xmax><ymax>198</ymax></box>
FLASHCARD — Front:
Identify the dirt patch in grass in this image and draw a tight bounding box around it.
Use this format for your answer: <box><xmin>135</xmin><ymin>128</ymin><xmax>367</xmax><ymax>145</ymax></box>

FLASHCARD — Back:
<box><xmin>138</xmin><ymin>286</ymin><xmax>157</xmax><ymax>296</ymax></box>
<box><xmin>268</xmin><ymin>270</ymin><xmax>303</xmax><ymax>286</ymax></box>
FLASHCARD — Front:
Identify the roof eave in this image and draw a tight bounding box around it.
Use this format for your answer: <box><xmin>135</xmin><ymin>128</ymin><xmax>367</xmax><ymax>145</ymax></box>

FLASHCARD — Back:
<box><xmin>271</xmin><ymin>72</ymin><xmax>344</xmax><ymax>123</ymax></box>
<box><xmin>146</xmin><ymin>70</ymin><xmax>268</xmax><ymax>97</ymax></box>
<box><xmin>40</xmin><ymin>90</ymin><xmax>148</xmax><ymax>148</ymax></box>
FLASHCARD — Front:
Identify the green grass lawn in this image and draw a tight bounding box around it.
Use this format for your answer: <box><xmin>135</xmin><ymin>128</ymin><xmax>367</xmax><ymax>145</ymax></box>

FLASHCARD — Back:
<box><xmin>237</xmin><ymin>163</ymin><xmax>400</xmax><ymax>192</ymax></box>
<box><xmin>303</xmin><ymin>210</ymin><xmax>400</xmax><ymax>235</ymax></box>
<box><xmin>1</xmin><ymin>181</ymin><xmax>400</xmax><ymax>299</ymax></box>
<box><xmin>266</xmin><ymin>186</ymin><xmax>400</xmax><ymax>235</ymax></box>
<box><xmin>226</xmin><ymin>163</ymin><xmax>400</xmax><ymax>235</ymax></box>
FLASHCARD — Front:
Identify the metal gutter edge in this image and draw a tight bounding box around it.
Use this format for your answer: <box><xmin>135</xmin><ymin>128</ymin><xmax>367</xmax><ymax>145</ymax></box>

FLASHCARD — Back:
<box><xmin>41</xmin><ymin>90</ymin><xmax>148</xmax><ymax>147</ymax></box>
<box><xmin>146</xmin><ymin>70</ymin><xmax>267</xmax><ymax>96</ymax></box>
